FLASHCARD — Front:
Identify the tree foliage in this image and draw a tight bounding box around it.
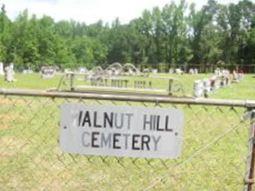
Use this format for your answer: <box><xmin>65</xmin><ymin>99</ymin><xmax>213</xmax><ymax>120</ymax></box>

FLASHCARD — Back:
<box><xmin>0</xmin><ymin>0</ymin><xmax>255</xmax><ymax>72</ymax></box>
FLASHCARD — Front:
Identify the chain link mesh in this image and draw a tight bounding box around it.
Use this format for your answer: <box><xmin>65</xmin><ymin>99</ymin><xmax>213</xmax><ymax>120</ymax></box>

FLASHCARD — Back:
<box><xmin>0</xmin><ymin>94</ymin><xmax>252</xmax><ymax>190</ymax></box>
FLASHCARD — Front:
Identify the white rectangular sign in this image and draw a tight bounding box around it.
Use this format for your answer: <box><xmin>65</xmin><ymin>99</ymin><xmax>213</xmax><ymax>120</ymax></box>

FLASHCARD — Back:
<box><xmin>60</xmin><ymin>104</ymin><xmax>184</xmax><ymax>159</ymax></box>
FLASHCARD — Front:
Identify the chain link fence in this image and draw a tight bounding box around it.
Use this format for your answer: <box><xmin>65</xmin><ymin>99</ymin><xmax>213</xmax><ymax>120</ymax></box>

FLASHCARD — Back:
<box><xmin>0</xmin><ymin>89</ymin><xmax>254</xmax><ymax>190</ymax></box>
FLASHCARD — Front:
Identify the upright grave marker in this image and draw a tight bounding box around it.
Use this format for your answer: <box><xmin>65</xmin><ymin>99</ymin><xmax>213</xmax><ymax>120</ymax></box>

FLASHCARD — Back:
<box><xmin>41</xmin><ymin>66</ymin><xmax>56</xmax><ymax>79</ymax></box>
<box><xmin>60</xmin><ymin>104</ymin><xmax>184</xmax><ymax>159</ymax></box>
<box><xmin>5</xmin><ymin>64</ymin><xmax>15</xmax><ymax>82</ymax></box>
<box><xmin>0</xmin><ymin>62</ymin><xmax>4</xmax><ymax>75</ymax></box>
<box><xmin>193</xmin><ymin>80</ymin><xmax>204</xmax><ymax>97</ymax></box>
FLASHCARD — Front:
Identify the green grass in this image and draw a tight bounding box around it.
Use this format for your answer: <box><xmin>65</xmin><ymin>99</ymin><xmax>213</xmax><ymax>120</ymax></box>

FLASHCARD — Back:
<box><xmin>211</xmin><ymin>74</ymin><xmax>255</xmax><ymax>100</ymax></box>
<box><xmin>3</xmin><ymin>72</ymin><xmax>255</xmax><ymax>99</ymax></box>
<box><xmin>0</xmin><ymin>73</ymin><xmax>62</xmax><ymax>90</ymax></box>
<box><xmin>0</xmin><ymin>73</ymin><xmax>254</xmax><ymax>190</ymax></box>
<box><xmin>0</xmin><ymin>96</ymin><xmax>249</xmax><ymax>190</ymax></box>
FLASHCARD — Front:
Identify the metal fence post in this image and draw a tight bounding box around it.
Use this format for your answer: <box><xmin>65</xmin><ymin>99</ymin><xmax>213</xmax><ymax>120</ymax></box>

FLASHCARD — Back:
<box><xmin>70</xmin><ymin>73</ymin><xmax>75</xmax><ymax>91</ymax></box>
<box><xmin>168</xmin><ymin>79</ymin><xmax>173</xmax><ymax>96</ymax></box>
<box><xmin>244</xmin><ymin>109</ymin><xmax>255</xmax><ymax>191</ymax></box>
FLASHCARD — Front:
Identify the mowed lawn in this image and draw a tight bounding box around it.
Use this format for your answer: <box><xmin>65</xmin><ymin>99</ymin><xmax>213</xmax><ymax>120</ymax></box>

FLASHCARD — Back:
<box><xmin>0</xmin><ymin>72</ymin><xmax>254</xmax><ymax>190</ymax></box>
<box><xmin>0</xmin><ymin>72</ymin><xmax>255</xmax><ymax>99</ymax></box>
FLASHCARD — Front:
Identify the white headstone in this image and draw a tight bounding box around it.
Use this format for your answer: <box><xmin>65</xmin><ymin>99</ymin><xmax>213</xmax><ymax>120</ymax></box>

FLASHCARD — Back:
<box><xmin>214</xmin><ymin>68</ymin><xmax>221</xmax><ymax>76</ymax></box>
<box><xmin>193</xmin><ymin>80</ymin><xmax>204</xmax><ymax>97</ymax></box>
<box><xmin>5</xmin><ymin>65</ymin><xmax>14</xmax><ymax>82</ymax></box>
<box><xmin>189</xmin><ymin>68</ymin><xmax>194</xmax><ymax>74</ymax></box>
<box><xmin>10</xmin><ymin>63</ymin><xmax>14</xmax><ymax>70</ymax></box>
<box><xmin>238</xmin><ymin>72</ymin><xmax>244</xmax><ymax>81</ymax></box>
<box><xmin>0</xmin><ymin>62</ymin><xmax>4</xmax><ymax>75</ymax></box>
<box><xmin>78</xmin><ymin>67</ymin><xmax>87</xmax><ymax>74</ymax></box>
<box><xmin>41</xmin><ymin>67</ymin><xmax>56</xmax><ymax>79</ymax></box>
<box><xmin>175</xmin><ymin>68</ymin><xmax>183</xmax><ymax>75</ymax></box>
<box><xmin>23</xmin><ymin>69</ymin><xmax>33</xmax><ymax>74</ymax></box>
<box><xmin>203</xmin><ymin>79</ymin><xmax>211</xmax><ymax>94</ymax></box>
<box><xmin>152</xmin><ymin>69</ymin><xmax>158</xmax><ymax>74</ymax></box>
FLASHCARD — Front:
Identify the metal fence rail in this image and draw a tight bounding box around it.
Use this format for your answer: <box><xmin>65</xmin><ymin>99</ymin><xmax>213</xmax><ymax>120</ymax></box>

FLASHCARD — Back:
<box><xmin>0</xmin><ymin>88</ymin><xmax>255</xmax><ymax>190</ymax></box>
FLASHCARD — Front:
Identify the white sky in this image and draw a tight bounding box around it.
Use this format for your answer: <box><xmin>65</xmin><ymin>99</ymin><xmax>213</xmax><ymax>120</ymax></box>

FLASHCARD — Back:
<box><xmin>1</xmin><ymin>0</ymin><xmax>244</xmax><ymax>24</ymax></box>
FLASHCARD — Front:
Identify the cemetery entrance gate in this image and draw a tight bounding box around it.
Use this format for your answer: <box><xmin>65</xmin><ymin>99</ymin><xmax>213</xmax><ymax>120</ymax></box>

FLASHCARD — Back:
<box><xmin>0</xmin><ymin>88</ymin><xmax>255</xmax><ymax>190</ymax></box>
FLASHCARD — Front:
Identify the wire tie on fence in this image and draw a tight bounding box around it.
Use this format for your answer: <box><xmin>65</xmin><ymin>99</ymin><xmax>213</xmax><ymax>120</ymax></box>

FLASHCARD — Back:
<box><xmin>244</xmin><ymin>178</ymin><xmax>255</xmax><ymax>184</ymax></box>
<box><xmin>242</xmin><ymin>110</ymin><xmax>255</xmax><ymax>121</ymax></box>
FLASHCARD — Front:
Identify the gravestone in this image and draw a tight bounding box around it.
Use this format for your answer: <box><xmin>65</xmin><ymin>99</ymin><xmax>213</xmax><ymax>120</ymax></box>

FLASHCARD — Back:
<box><xmin>10</xmin><ymin>63</ymin><xmax>14</xmax><ymax>70</ymax></box>
<box><xmin>41</xmin><ymin>66</ymin><xmax>56</xmax><ymax>79</ymax></box>
<box><xmin>214</xmin><ymin>68</ymin><xmax>221</xmax><ymax>76</ymax></box>
<box><xmin>78</xmin><ymin>67</ymin><xmax>87</xmax><ymax>74</ymax></box>
<box><xmin>193</xmin><ymin>80</ymin><xmax>204</xmax><ymax>97</ymax></box>
<box><xmin>220</xmin><ymin>76</ymin><xmax>226</xmax><ymax>87</ymax></box>
<box><xmin>22</xmin><ymin>69</ymin><xmax>33</xmax><ymax>74</ymax></box>
<box><xmin>0</xmin><ymin>62</ymin><xmax>4</xmax><ymax>75</ymax></box>
<box><xmin>169</xmin><ymin>68</ymin><xmax>174</xmax><ymax>74</ymax></box>
<box><xmin>209</xmin><ymin>76</ymin><xmax>217</xmax><ymax>91</ymax></box>
<box><xmin>152</xmin><ymin>69</ymin><xmax>158</xmax><ymax>74</ymax></box>
<box><xmin>5</xmin><ymin>65</ymin><xmax>15</xmax><ymax>82</ymax></box>
<box><xmin>203</xmin><ymin>79</ymin><xmax>211</xmax><ymax>97</ymax></box>
<box><xmin>238</xmin><ymin>71</ymin><xmax>244</xmax><ymax>81</ymax></box>
<box><xmin>175</xmin><ymin>68</ymin><xmax>183</xmax><ymax>75</ymax></box>
<box><xmin>189</xmin><ymin>68</ymin><xmax>194</xmax><ymax>74</ymax></box>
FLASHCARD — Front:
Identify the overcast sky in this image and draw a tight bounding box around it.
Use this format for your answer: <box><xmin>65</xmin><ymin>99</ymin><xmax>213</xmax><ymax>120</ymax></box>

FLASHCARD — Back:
<box><xmin>1</xmin><ymin>0</ymin><xmax>244</xmax><ymax>24</ymax></box>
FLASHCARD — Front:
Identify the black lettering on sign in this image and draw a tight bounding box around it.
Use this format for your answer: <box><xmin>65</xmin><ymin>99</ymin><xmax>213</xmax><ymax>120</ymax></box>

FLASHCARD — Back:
<box><xmin>93</xmin><ymin>112</ymin><xmax>102</xmax><ymax>128</ymax></box>
<box><xmin>101</xmin><ymin>133</ymin><xmax>112</xmax><ymax>148</ymax></box>
<box><xmin>81</xmin><ymin>132</ymin><xmax>90</xmax><ymax>147</ymax></box>
<box><xmin>152</xmin><ymin>136</ymin><xmax>161</xmax><ymax>151</ymax></box>
<box><xmin>165</xmin><ymin>116</ymin><xmax>173</xmax><ymax>132</ymax></box>
<box><xmin>103</xmin><ymin>112</ymin><xmax>113</xmax><ymax>128</ymax></box>
<box><xmin>143</xmin><ymin>114</ymin><xmax>153</xmax><ymax>130</ymax></box>
<box><xmin>132</xmin><ymin>134</ymin><xmax>140</xmax><ymax>150</ymax></box>
<box><xmin>122</xmin><ymin>133</ymin><xmax>130</xmax><ymax>149</ymax></box>
<box><xmin>113</xmin><ymin>133</ymin><xmax>121</xmax><ymax>149</ymax></box>
<box><xmin>156</xmin><ymin>115</ymin><xmax>164</xmax><ymax>131</ymax></box>
<box><xmin>141</xmin><ymin>135</ymin><xmax>150</xmax><ymax>150</ymax></box>
<box><xmin>78</xmin><ymin>111</ymin><xmax>83</xmax><ymax>126</ymax></box>
<box><xmin>91</xmin><ymin>132</ymin><xmax>100</xmax><ymax>148</ymax></box>
<box><xmin>114</xmin><ymin>113</ymin><xmax>124</xmax><ymax>129</ymax></box>
<box><xmin>82</xmin><ymin>111</ymin><xmax>91</xmax><ymax>127</ymax></box>
<box><xmin>153</xmin><ymin>115</ymin><xmax>157</xmax><ymax>131</ymax></box>
<box><xmin>125</xmin><ymin>113</ymin><xmax>133</xmax><ymax>129</ymax></box>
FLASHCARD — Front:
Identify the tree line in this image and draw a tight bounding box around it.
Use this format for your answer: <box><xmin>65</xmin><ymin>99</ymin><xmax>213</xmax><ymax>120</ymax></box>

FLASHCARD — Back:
<box><xmin>0</xmin><ymin>0</ymin><xmax>255</xmax><ymax>72</ymax></box>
